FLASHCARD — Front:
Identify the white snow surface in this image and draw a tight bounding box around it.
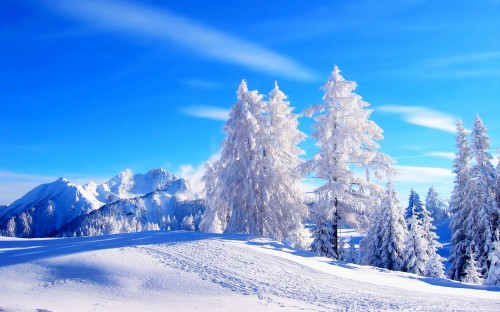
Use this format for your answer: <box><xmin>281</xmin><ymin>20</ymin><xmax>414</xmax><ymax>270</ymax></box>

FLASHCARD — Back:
<box><xmin>1</xmin><ymin>231</ymin><xmax>499</xmax><ymax>312</ymax></box>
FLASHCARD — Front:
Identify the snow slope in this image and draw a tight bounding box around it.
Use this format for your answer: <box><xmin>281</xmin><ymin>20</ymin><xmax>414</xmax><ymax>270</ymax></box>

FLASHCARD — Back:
<box><xmin>1</xmin><ymin>231</ymin><xmax>498</xmax><ymax>312</ymax></box>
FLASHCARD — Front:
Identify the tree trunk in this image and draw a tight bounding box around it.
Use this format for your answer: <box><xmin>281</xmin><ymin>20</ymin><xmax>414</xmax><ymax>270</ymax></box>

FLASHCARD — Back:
<box><xmin>332</xmin><ymin>197</ymin><xmax>339</xmax><ymax>259</ymax></box>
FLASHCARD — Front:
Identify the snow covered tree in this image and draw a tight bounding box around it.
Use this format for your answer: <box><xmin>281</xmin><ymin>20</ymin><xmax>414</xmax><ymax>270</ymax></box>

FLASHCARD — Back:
<box><xmin>5</xmin><ymin>217</ymin><xmax>16</xmax><ymax>237</ymax></box>
<box><xmin>466</xmin><ymin>115</ymin><xmax>497</xmax><ymax>277</ymax></box>
<box><xmin>421</xmin><ymin>205</ymin><xmax>444</xmax><ymax>277</ymax></box>
<box><xmin>462</xmin><ymin>248</ymin><xmax>483</xmax><ymax>284</ymax></box>
<box><xmin>448</xmin><ymin>119</ymin><xmax>472</xmax><ymax>281</ymax></box>
<box><xmin>496</xmin><ymin>159</ymin><xmax>500</xmax><ymax>229</ymax></box>
<box><xmin>310</xmin><ymin>215</ymin><xmax>336</xmax><ymax>257</ymax></box>
<box><xmin>202</xmin><ymin>81</ymin><xmax>265</xmax><ymax>236</ymax></box>
<box><xmin>254</xmin><ymin>82</ymin><xmax>308</xmax><ymax>246</ymax></box>
<box><xmin>171</xmin><ymin>216</ymin><xmax>178</xmax><ymax>230</ymax></box>
<box><xmin>361</xmin><ymin>182</ymin><xmax>406</xmax><ymax>271</ymax></box>
<box><xmin>405</xmin><ymin>189</ymin><xmax>424</xmax><ymax>221</ymax></box>
<box><xmin>403</xmin><ymin>214</ymin><xmax>428</xmax><ymax>275</ymax></box>
<box><xmin>181</xmin><ymin>215</ymin><xmax>195</xmax><ymax>232</ymax></box>
<box><xmin>303</xmin><ymin>66</ymin><xmax>395</xmax><ymax>259</ymax></box>
<box><xmin>202</xmin><ymin>81</ymin><xmax>307</xmax><ymax>245</ymax></box>
<box><xmin>425</xmin><ymin>254</ymin><xmax>445</xmax><ymax>278</ymax></box>
<box><xmin>425</xmin><ymin>186</ymin><xmax>449</xmax><ymax>222</ymax></box>
<box><xmin>487</xmin><ymin>230</ymin><xmax>500</xmax><ymax>285</ymax></box>
<box><xmin>341</xmin><ymin>236</ymin><xmax>359</xmax><ymax>264</ymax></box>
<box><xmin>199</xmin><ymin>162</ymin><xmax>228</xmax><ymax>233</ymax></box>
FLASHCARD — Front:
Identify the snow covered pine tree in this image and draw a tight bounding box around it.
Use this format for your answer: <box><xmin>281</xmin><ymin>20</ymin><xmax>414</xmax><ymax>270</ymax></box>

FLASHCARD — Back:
<box><xmin>361</xmin><ymin>182</ymin><xmax>406</xmax><ymax>270</ymax></box>
<box><xmin>403</xmin><ymin>213</ymin><xmax>428</xmax><ymax>275</ymax></box>
<box><xmin>425</xmin><ymin>186</ymin><xmax>449</xmax><ymax>222</ymax></box>
<box><xmin>303</xmin><ymin>66</ymin><xmax>394</xmax><ymax>259</ymax></box>
<box><xmin>405</xmin><ymin>189</ymin><xmax>424</xmax><ymax>221</ymax></box>
<box><xmin>201</xmin><ymin>81</ymin><xmax>265</xmax><ymax>236</ymax></box>
<box><xmin>201</xmin><ymin>81</ymin><xmax>308</xmax><ymax>246</ymax></box>
<box><xmin>448</xmin><ymin>119</ymin><xmax>472</xmax><ymax>281</ymax></box>
<box><xmin>465</xmin><ymin>115</ymin><xmax>498</xmax><ymax>278</ymax></box>
<box><xmin>448</xmin><ymin>116</ymin><xmax>498</xmax><ymax>283</ymax></box>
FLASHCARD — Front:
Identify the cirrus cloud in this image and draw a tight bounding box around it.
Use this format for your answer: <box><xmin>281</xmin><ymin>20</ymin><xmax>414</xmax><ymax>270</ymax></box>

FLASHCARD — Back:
<box><xmin>377</xmin><ymin>105</ymin><xmax>458</xmax><ymax>133</ymax></box>
<box><xmin>46</xmin><ymin>0</ymin><xmax>317</xmax><ymax>81</ymax></box>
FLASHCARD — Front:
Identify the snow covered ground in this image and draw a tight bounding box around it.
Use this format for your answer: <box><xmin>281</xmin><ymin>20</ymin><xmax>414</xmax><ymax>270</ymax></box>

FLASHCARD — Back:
<box><xmin>1</xmin><ymin>231</ymin><xmax>499</xmax><ymax>312</ymax></box>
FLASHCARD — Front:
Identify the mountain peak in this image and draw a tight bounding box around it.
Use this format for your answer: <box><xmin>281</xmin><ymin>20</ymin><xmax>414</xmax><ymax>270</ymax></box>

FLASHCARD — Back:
<box><xmin>56</xmin><ymin>177</ymin><xmax>71</xmax><ymax>184</ymax></box>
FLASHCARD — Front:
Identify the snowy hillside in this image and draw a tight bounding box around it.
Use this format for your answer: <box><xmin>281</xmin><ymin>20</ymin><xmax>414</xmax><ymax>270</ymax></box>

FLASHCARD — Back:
<box><xmin>0</xmin><ymin>169</ymin><xmax>201</xmax><ymax>238</ymax></box>
<box><xmin>0</xmin><ymin>231</ymin><xmax>498</xmax><ymax>312</ymax></box>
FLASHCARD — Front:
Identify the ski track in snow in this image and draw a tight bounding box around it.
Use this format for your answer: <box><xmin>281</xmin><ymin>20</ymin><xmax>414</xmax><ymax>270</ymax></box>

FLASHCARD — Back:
<box><xmin>136</xmin><ymin>239</ymin><xmax>497</xmax><ymax>312</ymax></box>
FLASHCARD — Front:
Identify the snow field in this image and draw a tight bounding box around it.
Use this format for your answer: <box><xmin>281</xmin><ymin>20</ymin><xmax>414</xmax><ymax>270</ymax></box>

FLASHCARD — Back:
<box><xmin>0</xmin><ymin>231</ymin><xmax>499</xmax><ymax>311</ymax></box>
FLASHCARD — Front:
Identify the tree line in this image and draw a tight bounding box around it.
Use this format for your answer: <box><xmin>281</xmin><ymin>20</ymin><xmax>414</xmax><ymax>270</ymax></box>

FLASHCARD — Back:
<box><xmin>199</xmin><ymin>66</ymin><xmax>500</xmax><ymax>285</ymax></box>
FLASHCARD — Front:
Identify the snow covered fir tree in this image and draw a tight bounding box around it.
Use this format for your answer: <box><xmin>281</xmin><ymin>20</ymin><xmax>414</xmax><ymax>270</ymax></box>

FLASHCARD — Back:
<box><xmin>201</xmin><ymin>80</ymin><xmax>308</xmax><ymax>246</ymax></box>
<box><xmin>360</xmin><ymin>182</ymin><xmax>406</xmax><ymax>271</ymax></box>
<box><xmin>406</xmin><ymin>189</ymin><xmax>424</xmax><ymax>220</ymax></box>
<box><xmin>302</xmin><ymin>66</ymin><xmax>395</xmax><ymax>259</ymax></box>
<box><xmin>425</xmin><ymin>186</ymin><xmax>449</xmax><ymax>222</ymax></box>
<box><xmin>448</xmin><ymin>116</ymin><xmax>500</xmax><ymax>284</ymax></box>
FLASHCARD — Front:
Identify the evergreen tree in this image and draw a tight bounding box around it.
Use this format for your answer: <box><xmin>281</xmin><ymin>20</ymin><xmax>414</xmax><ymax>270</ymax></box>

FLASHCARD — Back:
<box><xmin>466</xmin><ymin>115</ymin><xmax>497</xmax><ymax>276</ymax></box>
<box><xmin>255</xmin><ymin>82</ymin><xmax>308</xmax><ymax>246</ymax></box>
<box><xmin>421</xmin><ymin>206</ymin><xmax>445</xmax><ymax>277</ymax></box>
<box><xmin>462</xmin><ymin>248</ymin><xmax>483</xmax><ymax>284</ymax></box>
<box><xmin>341</xmin><ymin>236</ymin><xmax>359</xmax><ymax>264</ymax></box>
<box><xmin>403</xmin><ymin>214</ymin><xmax>428</xmax><ymax>275</ymax></box>
<box><xmin>181</xmin><ymin>215</ymin><xmax>195</xmax><ymax>232</ymax></box>
<box><xmin>202</xmin><ymin>81</ymin><xmax>265</xmax><ymax>236</ymax></box>
<box><xmin>202</xmin><ymin>81</ymin><xmax>307</xmax><ymax>245</ymax></box>
<box><xmin>303</xmin><ymin>66</ymin><xmax>394</xmax><ymax>259</ymax></box>
<box><xmin>361</xmin><ymin>182</ymin><xmax>406</xmax><ymax>271</ymax></box>
<box><xmin>405</xmin><ymin>189</ymin><xmax>424</xmax><ymax>221</ymax></box>
<box><xmin>487</xmin><ymin>230</ymin><xmax>500</xmax><ymax>285</ymax></box>
<box><xmin>425</xmin><ymin>254</ymin><xmax>445</xmax><ymax>278</ymax></box>
<box><xmin>448</xmin><ymin>119</ymin><xmax>472</xmax><ymax>281</ymax></box>
<box><xmin>425</xmin><ymin>186</ymin><xmax>449</xmax><ymax>222</ymax></box>
<box><xmin>494</xmin><ymin>157</ymin><xmax>500</xmax><ymax>233</ymax></box>
<box><xmin>310</xmin><ymin>214</ymin><xmax>336</xmax><ymax>257</ymax></box>
<box><xmin>171</xmin><ymin>216</ymin><xmax>178</xmax><ymax>230</ymax></box>
<box><xmin>199</xmin><ymin>162</ymin><xmax>228</xmax><ymax>233</ymax></box>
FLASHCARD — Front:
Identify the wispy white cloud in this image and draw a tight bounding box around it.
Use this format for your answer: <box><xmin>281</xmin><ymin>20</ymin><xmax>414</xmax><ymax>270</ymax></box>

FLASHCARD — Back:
<box><xmin>392</xmin><ymin>165</ymin><xmax>454</xmax><ymax>202</ymax></box>
<box><xmin>47</xmin><ymin>0</ymin><xmax>316</xmax><ymax>81</ymax></box>
<box><xmin>393</xmin><ymin>151</ymin><xmax>456</xmax><ymax>161</ymax></box>
<box><xmin>377</xmin><ymin>105</ymin><xmax>457</xmax><ymax>133</ymax></box>
<box><xmin>393</xmin><ymin>165</ymin><xmax>452</xmax><ymax>184</ymax></box>
<box><xmin>424</xmin><ymin>152</ymin><xmax>455</xmax><ymax>160</ymax></box>
<box><xmin>416</xmin><ymin>51</ymin><xmax>500</xmax><ymax>79</ymax></box>
<box><xmin>180</xmin><ymin>106</ymin><xmax>229</xmax><ymax>121</ymax></box>
<box><xmin>424</xmin><ymin>51</ymin><xmax>500</xmax><ymax>69</ymax></box>
<box><xmin>176</xmin><ymin>153</ymin><xmax>220</xmax><ymax>199</ymax></box>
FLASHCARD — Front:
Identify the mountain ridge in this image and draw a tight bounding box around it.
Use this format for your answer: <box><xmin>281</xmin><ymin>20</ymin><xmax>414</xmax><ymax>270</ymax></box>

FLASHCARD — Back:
<box><xmin>0</xmin><ymin>168</ymin><xmax>203</xmax><ymax>238</ymax></box>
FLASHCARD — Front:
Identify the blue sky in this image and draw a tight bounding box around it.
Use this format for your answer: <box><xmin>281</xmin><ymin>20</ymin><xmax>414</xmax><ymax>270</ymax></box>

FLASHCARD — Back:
<box><xmin>1</xmin><ymin>0</ymin><xmax>499</xmax><ymax>205</ymax></box>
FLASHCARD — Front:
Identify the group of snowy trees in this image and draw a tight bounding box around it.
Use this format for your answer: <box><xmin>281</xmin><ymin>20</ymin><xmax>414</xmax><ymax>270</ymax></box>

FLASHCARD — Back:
<box><xmin>447</xmin><ymin>117</ymin><xmax>500</xmax><ymax>285</ymax></box>
<box><xmin>201</xmin><ymin>66</ymin><xmax>394</xmax><ymax>251</ymax></box>
<box><xmin>199</xmin><ymin>66</ymin><xmax>500</xmax><ymax>286</ymax></box>
<box><xmin>360</xmin><ymin>186</ymin><xmax>445</xmax><ymax>277</ymax></box>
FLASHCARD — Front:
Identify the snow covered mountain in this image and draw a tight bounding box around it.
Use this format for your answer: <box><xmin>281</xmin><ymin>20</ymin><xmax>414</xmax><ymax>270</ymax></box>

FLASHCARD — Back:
<box><xmin>0</xmin><ymin>177</ymin><xmax>104</xmax><ymax>237</ymax></box>
<box><xmin>0</xmin><ymin>168</ymin><xmax>203</xmax><ymax>238</ymax></box>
